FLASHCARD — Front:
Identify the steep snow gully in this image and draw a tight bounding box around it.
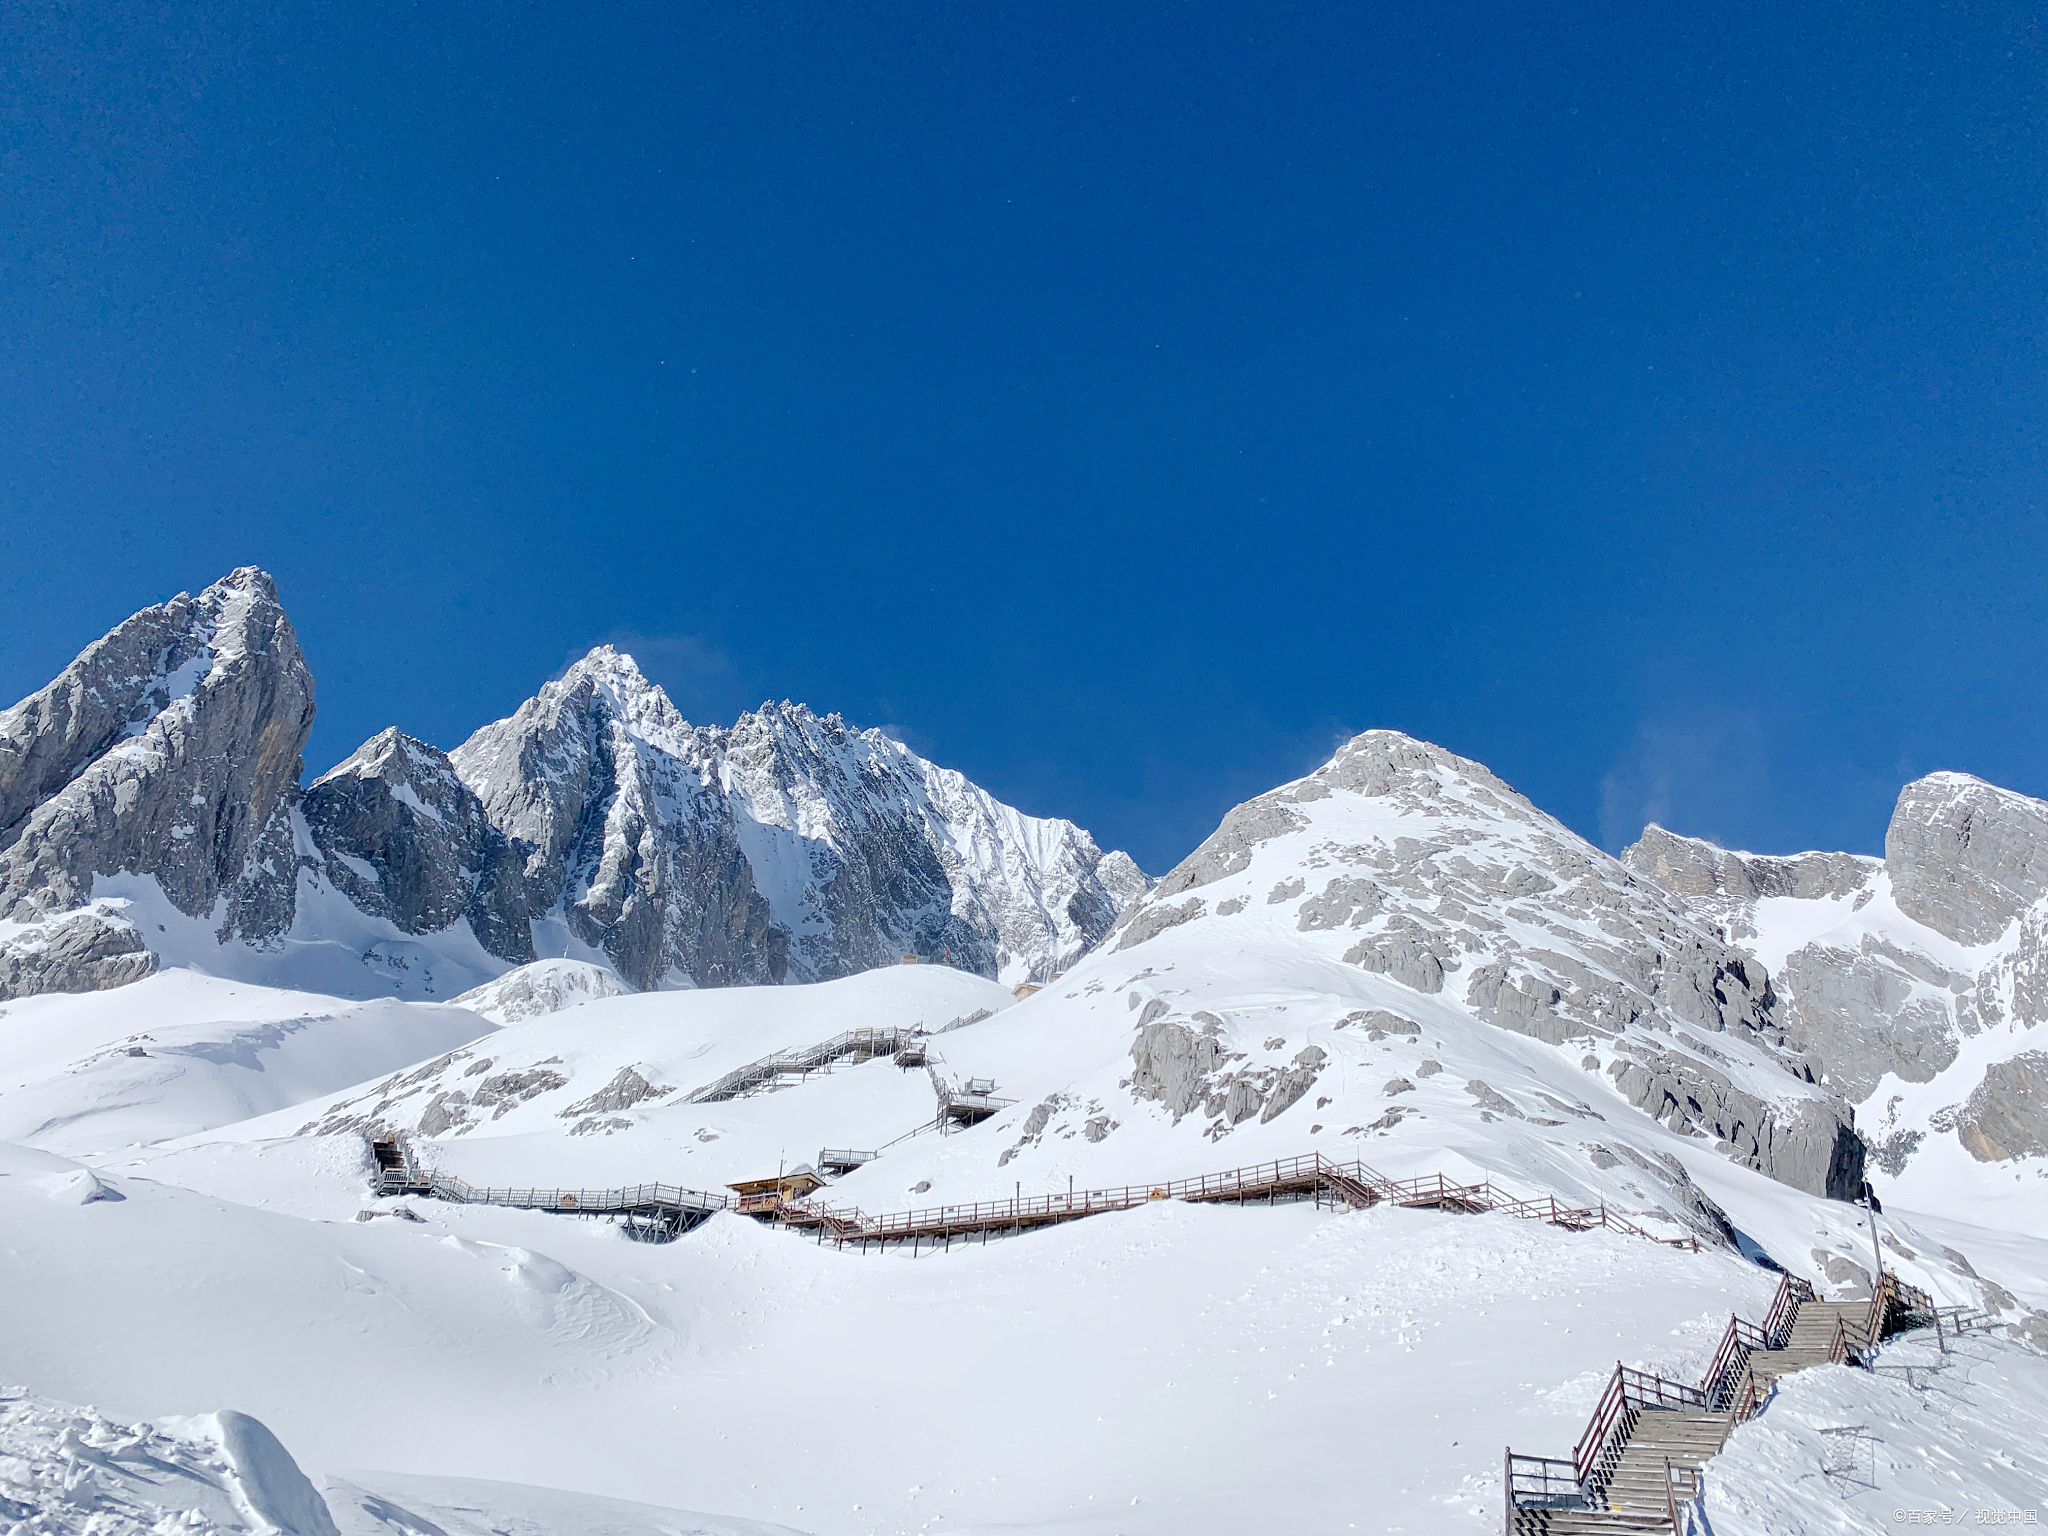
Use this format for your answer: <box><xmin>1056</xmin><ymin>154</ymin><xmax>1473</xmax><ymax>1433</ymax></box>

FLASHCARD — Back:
<box><xmin>0</xmin><ymin>570</ymin><xmax>2044</xmax><ymax>1535</ymax></box>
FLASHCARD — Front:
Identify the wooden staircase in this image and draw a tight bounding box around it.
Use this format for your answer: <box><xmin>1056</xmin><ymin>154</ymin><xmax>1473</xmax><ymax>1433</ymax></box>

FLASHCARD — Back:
<box><xmin>1505</xmin><ymin>1271</ymin><xmax>1939</xmax><ymax>1534</ymax></box>
<box><xmin>682</xmin><ymin>1026</ymin><xmax>928</xmax><ymax>1103</ymax></box>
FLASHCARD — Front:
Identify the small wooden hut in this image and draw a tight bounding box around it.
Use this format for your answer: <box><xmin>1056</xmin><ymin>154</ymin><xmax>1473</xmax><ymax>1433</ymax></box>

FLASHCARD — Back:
<box><xmin>727</xmin><ymin>1166</ymin><xmax>827</xmax><ymax>1218</ymax></box>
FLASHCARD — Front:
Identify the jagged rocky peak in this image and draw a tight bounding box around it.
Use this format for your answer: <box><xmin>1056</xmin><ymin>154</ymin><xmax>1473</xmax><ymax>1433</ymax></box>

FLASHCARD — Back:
<box><xmin>302</xmin><ymin>727</ymin><xmax>534</xmax><ymax>965</ymax></box>
<box><xmin>0</xmin><ymin>567</ymin><xmax>314</xmax><ymax>996</ymax></box>
<box><xmin>1110</xmin><ymin>727</ymin><xmax>1866</xmax><ymax>1199</ymax></box>
<box><xmin>1886</xmin><ymin>771</ymin><xmax>2048</xmax><ymax>947</ymax></box>
<box><xmin>0</xmin><ymin>596</ymin><xmax>1144</xmax><ymax>1001</ymax></box>
<box><xmin>447</xmin><ymin>647</ymin><xmax>1149</xmax><ymax>991</ymax></box>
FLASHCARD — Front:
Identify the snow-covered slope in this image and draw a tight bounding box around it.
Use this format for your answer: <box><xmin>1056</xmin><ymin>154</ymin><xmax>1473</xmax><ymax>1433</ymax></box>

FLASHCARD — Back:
<box><xmin>1625</xmin><ymin>770</ymin><xmax>2048</xmax><ymax>1236</ymax></box>
<box><xmin>276</xmin><ymin>963</ymin><xmax>1015</xmax><ymax>1190</ymax></box>
<box><xmin>4</xmin><ymin>872</ymin><xmax>2045</xmax><ymax>1532</ymax></box>
<box><xmin>0</xmin><ymin>1376</ymin><xmax>337</xmax><ymax>1536</ymax></box>
<box><xmin>448</xmin><ymin>957</ymin><xmax>631</xmax><ymax>1023</ymax></box>
<box><xmin>0</xmin><ymin>971</ymin><xmax>495</xmax><ymax>1157</ymax></box>
<box><xmin>0</xmin><ymin>1132</ymin><xmax>1788</xmax><ymax>1536</ymax></box>
<box><xmin>1704</xmin><ymin>1326</ymin><xmax>2048</xmax><ymax>1533</ymax></box>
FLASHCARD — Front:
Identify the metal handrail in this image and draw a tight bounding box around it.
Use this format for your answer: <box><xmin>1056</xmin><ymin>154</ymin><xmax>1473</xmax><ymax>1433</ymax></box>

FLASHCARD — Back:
<box><xmin>382</xmin><ymin>1164</ymin><xmax>728</xmax><ymax>1216</ymax></box>
<box><xmin>1504</xmin><ymin>1450</ymin><xmax>1587</xmax><ymax>1511</ymax></box>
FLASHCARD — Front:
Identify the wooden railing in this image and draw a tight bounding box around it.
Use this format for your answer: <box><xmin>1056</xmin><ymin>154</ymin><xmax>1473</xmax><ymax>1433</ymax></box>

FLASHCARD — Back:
<box><xmin>1696</xmin><ymin>1272</ymin><xmax>1813</xmax><ymax>1414</ymax></box>
<box><xmin>1666</xmin><ymin>1461</ymin><xmax>1704</xmax><ymax>1535</ymax></box>
<box><xmin>1509</xmin><ymin>1269</ymin><xmax>1921</xmax><ymax>1531</ymax></box>
<box><xmin>387</xmin><ymin>1167</ymin><xmax>729</xmax><ymax>1217</ymax></box>
<box><xmin>1504</xmin><ymin>1451</ymin><xmax>1586</xmax><ymax>1513</ymax></box>
<box><xmin>684</xmin><ymin>1026</ymin><xmax>924</xmax><ymax>1103</ymax></box>
<box><xmin>782</xmin><ymin>1153</ymin><xmax>1703</xmax><ymax>1251</ymax></box>
<box><xmin>1568</xmin><ymin>1363</ymin><xmax>1708</xmax><ymax>1493</ymax></box>
<box><xmin>1760</xmin><ymin>1270</ymin><xmax>1813</xmax><ymax>1342</ymax></box>
<box><xmin>372</xmin><ymin>1139</ymin><xmax>1708</xmax><ymax>1259</ymax></box>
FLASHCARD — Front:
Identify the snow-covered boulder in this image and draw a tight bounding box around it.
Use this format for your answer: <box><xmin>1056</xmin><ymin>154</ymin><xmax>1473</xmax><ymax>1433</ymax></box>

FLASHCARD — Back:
<box><xmin>0</xmin><ymin>1387</ymin><xmax>336</xmax><ymax>1535</ymax></box>
<box><xmin>451</xmin><ymin>958</ymin><xmax>630</xmax><ymax>1023</ymax></box>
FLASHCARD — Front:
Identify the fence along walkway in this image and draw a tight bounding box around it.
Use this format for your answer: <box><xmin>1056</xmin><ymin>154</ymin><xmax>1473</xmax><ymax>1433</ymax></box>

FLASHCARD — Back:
<box><xmin>1503</xmin><ymin>1269</ymin><xmax>1988</xmax><ymax>1534</ymax></box>
<box><xmin>372</xmin><ymin>1140</ymin><xmax>725</xmax><ymax>1241</ymax></box>
<box><xmin>773</xmin><ymin>1153</ymin><xmax>1703</xmax><ymax>1254</ymax></box>
<box><xmin>682</xmin><ymin>1026</ymin><xmax>926</xmax><ymax>1103</ymax></box>
<box><xmin>371</xmin><ymin>1138</ymin><xmax>1701</xmax><ymax>1256</ymax></box>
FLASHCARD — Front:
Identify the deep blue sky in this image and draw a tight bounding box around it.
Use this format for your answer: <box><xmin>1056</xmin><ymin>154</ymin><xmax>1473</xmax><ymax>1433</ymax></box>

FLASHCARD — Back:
<box><xmin>1</xmin><ymin>1</ymin><xmax>2041</xmax><ymax>872</ymax></box>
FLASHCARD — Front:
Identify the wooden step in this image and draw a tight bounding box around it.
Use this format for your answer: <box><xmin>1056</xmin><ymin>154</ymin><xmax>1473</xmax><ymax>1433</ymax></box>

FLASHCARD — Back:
<box><xmin>1514</xmin><ymin>1511</ymin><xmax>1677</xmax><ymax>1534</ymax></box>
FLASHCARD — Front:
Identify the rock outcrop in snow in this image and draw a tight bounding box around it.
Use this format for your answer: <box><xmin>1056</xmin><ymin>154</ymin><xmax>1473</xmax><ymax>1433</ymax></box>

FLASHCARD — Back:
<box><xmin>450</xmin><ymin>958</ymin><xmax>629</xmax><ymax>1023</ymax></box>
<box><xmin>1887</xmin><ymin>772</ymin><xmax>2048</xmax><ymax>947</ymax></box>
<box><xmin>1624</xmin><ymin>771</ymin><xmax>2048</xmax><ymax>1201</ymax></box>
<box><xmin>0</xmin><ymin>568</ymin><xmax>315</xmax><ymax>996</ymax></box>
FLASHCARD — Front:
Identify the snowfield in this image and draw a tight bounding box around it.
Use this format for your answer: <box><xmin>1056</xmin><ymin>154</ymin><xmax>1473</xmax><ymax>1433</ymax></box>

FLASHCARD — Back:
<box><xmin>1</xmin><ymin>956</ymin><xmax>2042</xmax><ymax>1534</ymax></box>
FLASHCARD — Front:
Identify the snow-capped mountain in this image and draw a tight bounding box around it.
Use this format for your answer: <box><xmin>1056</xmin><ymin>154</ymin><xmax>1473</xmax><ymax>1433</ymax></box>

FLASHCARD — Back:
<box><xmin>887</xmin><ymin>728</ymin><xmax>1867</xmax><ymax>1208</ymax></box>
<box><xmin>0</xmin><ymin>571</ymin><xmax>1148</xmax><ymax>1003</ymax></box>
<box><xmin>446</xmin><ymin>646</ymin><xmax>1150</xmax><ymax>990</ymax></box>
<box><xmin>1624</xmin><ymin>770</ymin><xmax>2048</xmax><ymax>1228</ymax></box>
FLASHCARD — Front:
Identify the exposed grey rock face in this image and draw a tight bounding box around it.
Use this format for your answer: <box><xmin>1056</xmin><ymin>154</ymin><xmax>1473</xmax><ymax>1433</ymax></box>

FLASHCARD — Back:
<box><xmin>1127</xmin><ymin>1018</ymin><xmax>1223</xmax><ymax>1122</ymax></box>
<box><xmin>1625</xmin><ymin>775</ymin><xmax>2048</xmax><ymax>1193</ymax></box>
<box><xmin>1125</xmin><ymin>1018</ymin><xmax>1326</xmax><ymax>1132</ymax></box>
<box><xmin>0</xmin><ymin>906</ymin><xmax>158</xmax><ymax>996</ymax></box>
<box><xmin>1114</xmin><ymin>897</ymin><xmax>1205</xmax><ymax>952</ymax></box>
<box><xmin>1111</xmin><ymin>730</ymin><xmax>1866</xmax><ymax>1199</ymax></box>
<box><xmin>1623</xmin><ymin>825</ymin><xmax>1933</xmax><ymax>1103</ymax></box>
<box><xmin>0</xmin><ymin>568</ymin><xmax>314</xmax><ymax>996</ymax></box>
<box><xmin>450</xmin><ymin>649</ymin><xmax>1148</xmax><ymax>990</ymax></box>
<box><xmin>1623</xmin><ymin>824</ymin><xmax>1875</xmax><ymax>945</ymax></box>
<box><xmin>302</xmin><ymin>729</ymin><xmax>533</xmax><ymax>965</ymax></box>
<box><xmin>1888</xmin><ymin>773</ymin><xmax>2048</xmax><ymax>946</ymax></box>
<box><xmin>0</xmin><ymin>582</ymin><xmax>1144</xmax><ymax>1002</ymax></box>
<box><xmin>1773</xmin><ymin>937</ymin><xmax>1969</xmax><ymax>1100</ymax></box>
<box><xmin>1957</xmin><ymin>1052</ymin><xmax>2048</xmax><ymax>1162</ymax></box>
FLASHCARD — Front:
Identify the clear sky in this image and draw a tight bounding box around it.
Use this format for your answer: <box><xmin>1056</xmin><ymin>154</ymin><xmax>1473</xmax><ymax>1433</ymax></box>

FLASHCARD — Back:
<box><xmin>1</xmin><ymin>1</ymin><xmax>2041</xmax><ymax>874</ymax></box>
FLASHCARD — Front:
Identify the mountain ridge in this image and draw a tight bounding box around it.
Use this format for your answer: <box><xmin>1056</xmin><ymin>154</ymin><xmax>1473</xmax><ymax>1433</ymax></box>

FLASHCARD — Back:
<box><xmin>0</xmin><ymin>571</ymin><xmax>1149</xmax><ymax>1000</ymax></box>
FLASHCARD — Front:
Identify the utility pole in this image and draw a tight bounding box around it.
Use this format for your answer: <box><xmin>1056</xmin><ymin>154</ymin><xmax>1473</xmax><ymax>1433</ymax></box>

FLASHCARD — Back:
<box><xmin>1860</xmin><ymin>1180</ymin><xmax>1885</xmax><ymax>1296</ymax></box>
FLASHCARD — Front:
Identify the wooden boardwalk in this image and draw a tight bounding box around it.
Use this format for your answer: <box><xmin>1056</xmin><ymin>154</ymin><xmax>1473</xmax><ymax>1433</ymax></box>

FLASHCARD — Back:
<box><xmin>774</xmin><ymin>1152</ymin><xmax>1701</xmax><ymax>1254</ymax></box>
<box><xmin>370</xmin><ymin>1139</ymin><xmax>1701</xmax><ymax>1255</ymax></box>
<box><xmin>372</xmin><ymin>1140</ymin><xmax>725</xmax><ymax>1240</ymax></box>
